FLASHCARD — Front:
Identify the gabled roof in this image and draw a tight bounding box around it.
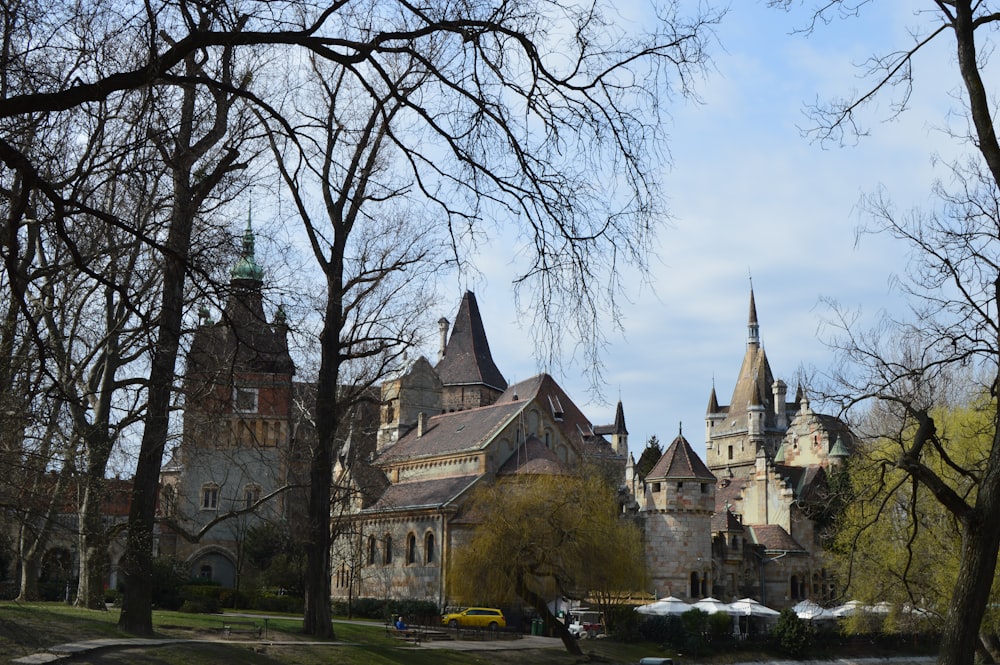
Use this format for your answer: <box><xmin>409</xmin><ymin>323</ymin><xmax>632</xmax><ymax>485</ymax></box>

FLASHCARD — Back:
<box><xmin>711</xmin><ymin>506</ymin><xmax>746</xmax><ymax>533</ymax></box>
<box><xmin>646</xmin><ymin>433</ymin><xmax>715</xmax><ymax>481</ymax></box>
<box><xmin>377</xmin><ymin>400</ymin><xmax>526</xmax><ymax>463</ymax></box>
<box><xmin>497</xmin><ymin>374</ymin><xmax>608</xmax><ymax>457</ymax></box>
<box><xmin>774</xmin><ymin>464</ymin><xmax>827</xmax><ymax>503</ymax></box>
<box><xmin>361</xmin><ymin>474</ymin><xmax>480</xmax><ymax>513</ymax></box>
<box><xmin>435</xmin><ymin>291</ymin><xmax>507</xmax><ymax>392</ymax></box>
<box><xmin>497</xmin><ymin>436</ymin><xmax>571</xmax><ymax>476</ymax></box>
<box><xmin>594</xmin><ymin>400</ymin><xmax>628</xmax><ymax>437</ymax></box>
<box><xmin>748</xmin><ymin>524</ymin><xmax>807</xmax><ymax>553</ymax></box>
<box><xmin>715</xmin><ymin>476</ymin><xmax>746</xmax><ymax>513</ymax></box>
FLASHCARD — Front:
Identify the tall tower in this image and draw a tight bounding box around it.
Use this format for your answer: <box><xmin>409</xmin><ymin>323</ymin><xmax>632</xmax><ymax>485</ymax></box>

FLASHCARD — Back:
<box><xmin>434</xmin><ymin>292</ymin><xmax>507</xmax><ymax>411</ymax></box>
<box><xmin>705</xmin><ymin>288</ymin><xmax>789</xmax><ymax>474</ymax></box>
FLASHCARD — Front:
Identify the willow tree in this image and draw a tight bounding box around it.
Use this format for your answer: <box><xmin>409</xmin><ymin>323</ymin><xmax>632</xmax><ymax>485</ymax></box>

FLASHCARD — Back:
<box><xmin>449</xmin><ymin>473</ymin><xmax>647</xmax><ymax>655</ymax></box>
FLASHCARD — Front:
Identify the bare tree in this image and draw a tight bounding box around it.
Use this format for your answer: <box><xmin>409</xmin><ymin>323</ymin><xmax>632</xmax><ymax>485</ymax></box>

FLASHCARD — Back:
<box><xmin>779</xmin><ymin>3</ymin><xmax>1000</xmax><ymax>662</ymax></box>
<box><xmin>2</xmin><ymin>0</ymin><xmax>720</xmax><ymax>636</ymax></box>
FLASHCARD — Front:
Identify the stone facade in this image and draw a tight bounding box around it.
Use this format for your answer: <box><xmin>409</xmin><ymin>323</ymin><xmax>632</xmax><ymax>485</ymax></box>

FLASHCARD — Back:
<box><xmin>161</xmin><ymin>269</ymin><xmax>850</xmax><ymax>615</ymax></box>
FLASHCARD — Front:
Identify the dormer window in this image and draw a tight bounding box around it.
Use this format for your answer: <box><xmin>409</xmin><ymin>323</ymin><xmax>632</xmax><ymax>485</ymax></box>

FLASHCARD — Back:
<box><xmin>234</xmin><ymin>387</ymin><xmax>258</xmax><ymax>413</ymax></box>
<box><xmin>548</xmin><ymin>395</ymin><xmax>564</xmax><ymax>421</ymax></box>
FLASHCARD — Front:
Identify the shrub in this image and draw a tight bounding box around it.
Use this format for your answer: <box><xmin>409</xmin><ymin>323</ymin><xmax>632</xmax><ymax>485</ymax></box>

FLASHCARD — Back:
<box><xmin>180</xmin><ymin>599</ymin><xmax>217</xmax><ymax>614</ymax></box>
<box><xmin>771</xmin><ymin>608</ymin><xmax>810</xmax><ymax>657</ymax></box>
<box><xmin>637</xmin><ymin>614</ymin><xmax>686</xmax><ymax>647</ymax></box>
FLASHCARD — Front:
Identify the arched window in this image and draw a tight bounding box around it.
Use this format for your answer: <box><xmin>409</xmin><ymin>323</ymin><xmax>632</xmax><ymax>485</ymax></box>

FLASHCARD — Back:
<box><xmin>690</xmin><ymin>571</ymin><xmax>700</xmax><ymax>598</ymax></box>
<box><xmin>367</xmin><ymin>536</ymin><xmax>377</xmax><ymax>565</ymax></box>
<box><xmin>243</xmin><ymin>484</ymin><xmax>261</xmax><ymax>509</ymax></box>
<box><xmin>425</xmin><ymin>532</ymin><xmax>435</xmax><ymax>564</ymax></box>
<box><xmin>201</xmin><ymin>483</ymin><xmax>219</xmax><ymax>510</ymax></box>
<box><xmin>406</xmin><ymin>533</ymin><xmax>416</xmax><ymax>565</ymax></box>
<box><xmin>790</xmin><ymin>574</ymin><xmax>799</xmax><ymax>600</ymax></box>
<box><xmin>383</xmin><ymin>535</ymin><xmax>392</xmax><ymax>565</ymax></box>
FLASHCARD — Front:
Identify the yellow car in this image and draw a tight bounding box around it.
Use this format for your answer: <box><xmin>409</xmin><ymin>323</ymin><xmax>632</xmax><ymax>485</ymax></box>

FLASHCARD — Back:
<box><xmin>441</xmin><ymin>607</ymin><xmax>506</xmax><ymax>629</ymax></box>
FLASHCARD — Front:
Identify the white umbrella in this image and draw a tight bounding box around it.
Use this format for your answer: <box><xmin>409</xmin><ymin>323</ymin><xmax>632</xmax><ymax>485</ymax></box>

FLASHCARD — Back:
<box><xmin>728</xmin><ymin>597</ymin><xmax>780</xmax><ymax>617</ymax></box>
<box><xmin>692</xmin><ymin>597</ymin><xmax>732</xmax><ymax>615</ymax></box>
<box><xmin>792</xmin><ymin>599</ymin><xmax>835</xmax><ymax>620</ymax></box>
<box><xmin>831</xmin><ymin>599</ymin><xmax>864</xmax><ymax>617</ymax></box>
<box><xmin>635</xmin><ymin>596</ymin><xmax>692</xmax><ymax>616</ymax></box>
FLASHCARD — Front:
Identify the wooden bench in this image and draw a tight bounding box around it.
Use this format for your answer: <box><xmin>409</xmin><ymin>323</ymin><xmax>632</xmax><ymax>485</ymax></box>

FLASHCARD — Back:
<box><xmin>385</xmin><ymin>622</ymin><xmax>420</xmax><ymax>644</ymax></box>
<box><xmin>222</xmin><ymin>619</ymin><xmax>262</xmax><ymax>639</ymax></box>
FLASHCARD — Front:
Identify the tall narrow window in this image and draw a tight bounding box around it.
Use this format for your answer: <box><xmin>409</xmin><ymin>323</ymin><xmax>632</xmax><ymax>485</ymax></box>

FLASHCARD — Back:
<box><xmin>383</xmin><ymin>535</ymin><xmax>392</xmax><ymax>565</ymax></box>
<box><xmin>425</xmin><ymin>532</ymin><xmax>435</xmax><ymax>564</ymax></box>
<box><xmin>201</xmin><ymin>483</ymin><xmax>219</xmax><ymax>510</ymax></box>
<box><xmin>367</xmin><ymin>536</ymin><xmax>376</xmax><ymax>565</ymax></box>
<box><xmin>243</xmin><ymin>484</ymin><xmax>261</xmax><ymax>509</ymax></box>
<box><xmin>406</xmin><ymin>533</ymin><xmax>416</xmax><ymax>564</ymax></box>
<box><xmin>161</xmin><ymin>485</ymin><xmax>176</xmax><ymax>517</ymax></box>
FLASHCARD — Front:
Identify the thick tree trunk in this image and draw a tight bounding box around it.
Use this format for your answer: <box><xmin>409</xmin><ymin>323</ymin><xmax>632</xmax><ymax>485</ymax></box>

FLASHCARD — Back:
<box><xmin>77</xmin><ymin>472</ymin><xmax>108</xmax><ymax>609</ymax></box>
<box><xmin>939</xmin><ymin>517</ymin><xmax>1000</xmax><ymax>665</ymax></box>
<box><xmin>517</xmin><ymin>580</ymin><xmax>582</xmax><ymax>655</ymax></box>
<box><xmin>302</xmin><ymin>293</ymin><xmax>340</xmax><ymax>638</ymax></box>
<box><xmin>118</xmin><ymin>197</ymin><xmax>193</xmax><ymax>635</ymax></box>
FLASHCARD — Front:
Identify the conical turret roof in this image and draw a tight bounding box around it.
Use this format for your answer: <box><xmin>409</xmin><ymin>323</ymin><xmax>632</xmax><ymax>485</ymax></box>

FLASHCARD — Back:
<box><xmin>435</xmin><ymin>292</ymin><xmax>507</xmax><ymax>392</ymax></box>
<box><xmin>647</xmin><ymin>430</ymin><xmax>715</xmax><ymax>481</ymax></box>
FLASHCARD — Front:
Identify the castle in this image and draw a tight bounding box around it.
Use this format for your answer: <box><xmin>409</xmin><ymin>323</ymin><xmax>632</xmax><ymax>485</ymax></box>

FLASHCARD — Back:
<box><xmin>156</xmin><ymin>226</ymin><xmax>852</xmax><ymax>610</ymax></box>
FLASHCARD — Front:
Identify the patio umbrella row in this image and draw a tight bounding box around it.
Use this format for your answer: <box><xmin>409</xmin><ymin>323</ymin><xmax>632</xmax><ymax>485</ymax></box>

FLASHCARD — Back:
<box><xmin>635</xmin><ymin>596</ymin><xmax>780</xmax><ymax>617</ymax></box>
<box><xmin>635</xmin><ymin>596</ymin><xmax>866</xmax><ymax>619</ymax></box>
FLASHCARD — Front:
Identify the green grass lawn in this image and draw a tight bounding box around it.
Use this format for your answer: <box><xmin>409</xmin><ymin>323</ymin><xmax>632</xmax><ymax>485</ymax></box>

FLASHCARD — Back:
<box><xmin>0</xmin><ymin>602</ymin><xmax>666</xmax><ymax>664</ymax></box>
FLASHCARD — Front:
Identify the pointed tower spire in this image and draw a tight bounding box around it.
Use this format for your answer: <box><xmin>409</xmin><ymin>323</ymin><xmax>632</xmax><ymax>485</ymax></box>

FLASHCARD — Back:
<box><xmin>231</xmin><ymin>211</ymin><xmax>264</xmax><ymax>283</ymax></box>
<box><xmin>748</xmin><ymin>286</ymin><xmax>760</xmax><ymax>347</ymax></box>
<box><xmin>614</xmin><ymin>400</ymin><xmax>628</xmax><ymax>435</ymax></box>
<box><xmin>436</xmin><ymin>292</ymin><xmax>507</xmax><ymax>410</ymax></box>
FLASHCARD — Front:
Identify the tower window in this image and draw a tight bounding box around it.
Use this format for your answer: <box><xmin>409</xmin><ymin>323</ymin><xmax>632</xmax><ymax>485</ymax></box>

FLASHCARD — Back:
<box><xmin>234</xmin><ymin>387</ymin><xmax>258</xmax><ymax>413</ymax></box>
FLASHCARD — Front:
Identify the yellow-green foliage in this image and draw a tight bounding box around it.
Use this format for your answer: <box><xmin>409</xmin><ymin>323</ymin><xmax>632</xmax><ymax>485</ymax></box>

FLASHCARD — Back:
<box><xmin>831</xmin><ymin>392</ymin><xmax>999</xmax><ymax>634</ymax></box>
<box><xmin>448</xmin><ymin>473</ymin><xmax>647</xmax><ymax>613</ymax></box>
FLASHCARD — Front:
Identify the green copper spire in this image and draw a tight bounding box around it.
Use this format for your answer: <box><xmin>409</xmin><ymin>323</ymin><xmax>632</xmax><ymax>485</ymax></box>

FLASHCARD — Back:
<box><xmin>231</xmin><ymin>211</ymin><xmax>264</xmax><ymax>282</ymax></box>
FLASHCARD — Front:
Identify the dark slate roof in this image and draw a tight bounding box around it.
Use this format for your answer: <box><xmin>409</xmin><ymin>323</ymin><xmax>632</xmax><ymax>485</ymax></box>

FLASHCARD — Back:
<box><xmin>715</xmin><ymin>476</ymin><xmax>746</xmax><ymax>513</ymax></box>
<box><xmin>748</xmin><ymin>524</ymin><xmax>807</xmax><ymax>553</ymax></box>
<box><xmin>647</xmin><ymin>433</ymin><xmax>716</xmax><ymax>481</ymax></box>
<box><xmin>378</xmin><ymin>400</ymin><xmax>525</xmax><ymax>462</ymax></box>
<box><xmin>498</xmin><ymin>374</ymin><xmax>602</xmax><ymax>454</ymax></box>
<box><xmin>362</xmin><ymin>474</ymin><xmax>481</xmax><ymax>513</ymax></box>
<box><xmin>187</xmin><ymin>280</ymin><xmax>294</xmax><ymax>378</ymax></box>
<box><xmin>711</xmin><ymin>506</ymin><xmax>746</xmax><ymax>533</ymax></box>
<box><xmin>594</xmin><ymin>401</ymin><xmax>628</xmax><ymax>437</ymax></box>
<box><xmin>774</xmin><ymin>464</ymin><xmax>827</xmax><ymax>503</ymax></box>
<box><xmin>435</xmin><ymin>292</ymin><xmax>507</xmax><ymax>392</ymax></box>
<box><xmin>497</xmin><ymin>436</ymin><xmax>571</xmax><ymax>476</ymax></box>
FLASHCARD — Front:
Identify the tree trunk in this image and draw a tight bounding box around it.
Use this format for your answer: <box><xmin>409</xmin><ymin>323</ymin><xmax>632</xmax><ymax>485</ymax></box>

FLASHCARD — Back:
<box><xmin>302</xmin><ymin>309</ymin><xmax>339</xmax><ymax>638</ymax></box>
<box><xmin>76</xmin><ymin>472</ymin><xmax>108</xmax><ymax>609</ymax></box>
<box><xmin>118</xmin><ymin>197</ymin><xmax>193</xmax><ymax>635</ymax></box>
<box><xmin>517</xmin><ymin>581</ymin><xmax>582</xmax><ymax>655</ymax></box>
<box><xmin>939</xmin><ymin>518</ymin><xmax>1000</xmax><ymax>665</ymax></box>
<box><xmin>16</xmin><ymin>546</ymin><xmax>39</xmax><ymax>602</ymax></box>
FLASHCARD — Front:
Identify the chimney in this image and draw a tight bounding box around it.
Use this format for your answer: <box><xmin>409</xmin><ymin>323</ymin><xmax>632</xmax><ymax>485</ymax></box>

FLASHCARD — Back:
<box><xmin>417</xmin><ymin>412</ymin><xmax>427</xmax><ymax>437</ymax></box>
<box><xmin>438</xmin><ymin>317</ymin><xmax>449</xmax><ymax>361</ymax></box>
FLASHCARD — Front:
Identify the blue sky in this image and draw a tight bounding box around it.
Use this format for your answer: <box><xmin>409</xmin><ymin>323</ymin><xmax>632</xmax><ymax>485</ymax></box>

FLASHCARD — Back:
<box><xmin>437</xmin><ymin>2</ymin><xmax>965</xmax><ymax>461</ymax></box>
